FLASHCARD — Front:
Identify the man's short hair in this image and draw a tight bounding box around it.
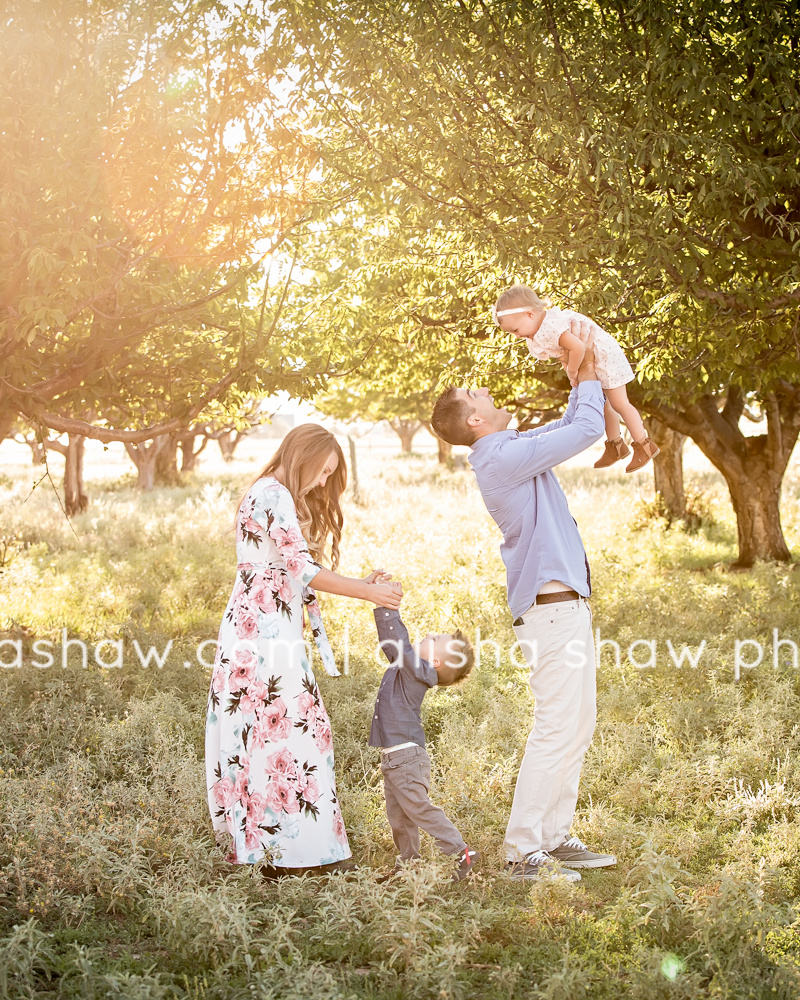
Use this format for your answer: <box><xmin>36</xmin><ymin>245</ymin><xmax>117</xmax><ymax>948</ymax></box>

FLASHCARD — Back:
<box><xmin>438</xmin><ymin>629</ymin><xmax>475</xmax><ymax>687</ymax></box>
<box><xmin>430</xmin><ymin>387</ymin><xmax>476</xmax><ymax>446</ymax></box>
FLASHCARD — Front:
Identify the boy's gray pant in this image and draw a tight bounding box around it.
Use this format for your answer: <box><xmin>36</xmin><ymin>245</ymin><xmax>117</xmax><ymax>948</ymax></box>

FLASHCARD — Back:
<box><xmin>380</xmin><ymin>744</ymin><xmax>466</xmax><ymax>859</ymax></box>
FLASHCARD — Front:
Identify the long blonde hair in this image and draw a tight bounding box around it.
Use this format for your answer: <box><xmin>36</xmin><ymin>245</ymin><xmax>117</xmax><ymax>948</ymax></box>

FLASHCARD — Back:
<box><xmin>237</xmin><ymin>424</ymin><xmax>346</xmax><ymax>570</ymax></box>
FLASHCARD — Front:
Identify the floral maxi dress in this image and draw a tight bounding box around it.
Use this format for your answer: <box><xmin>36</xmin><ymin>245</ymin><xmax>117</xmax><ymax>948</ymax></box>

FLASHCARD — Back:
<box><xmin>205</xmin><ymin>476</ymin><xmax>351</xmax><ymax>867</ymax></box>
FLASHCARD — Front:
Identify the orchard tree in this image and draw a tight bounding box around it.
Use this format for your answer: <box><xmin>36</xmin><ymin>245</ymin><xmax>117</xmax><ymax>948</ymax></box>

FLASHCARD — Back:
<box><xmin>268</xmin><ymin>0</ymin><xmax>800</xmax><ymax>566</ymax></box>
<box><xmin>0</xmin><ymin>0</ymin><xmax>363</xmax><ymax>500</ymax></box>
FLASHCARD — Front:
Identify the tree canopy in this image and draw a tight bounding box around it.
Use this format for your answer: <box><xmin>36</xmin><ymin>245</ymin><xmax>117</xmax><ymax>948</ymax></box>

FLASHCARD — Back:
<box><xmin>265</xmin><ymin>0</ymin><xmax>800</xmax><ymax>564</ymax></box>
<box><xmin>0</xmin><ymin>0</ymin><xmax>364</xmax><ymax>449</ymax></box>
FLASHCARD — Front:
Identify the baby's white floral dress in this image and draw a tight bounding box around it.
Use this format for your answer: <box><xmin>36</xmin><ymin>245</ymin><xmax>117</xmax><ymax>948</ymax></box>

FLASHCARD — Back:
<box><xmin>526</xmin><ymin>307</ymin><xmax>635</xmax><ymax>390</ymax></box>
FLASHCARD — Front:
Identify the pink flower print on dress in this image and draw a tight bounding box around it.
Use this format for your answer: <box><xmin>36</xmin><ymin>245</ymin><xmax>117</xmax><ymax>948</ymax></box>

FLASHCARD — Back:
<box><xmin>297</xmin><ymin>690</ymin><xmax>317</xmax><ymax>722</ymax></box>
<box><xmin>239</xmin><ymin>678</ymin><xmax>269</xmax><ymax>715</ymax></box>
<box><xmin>272</xmin><ymin>524</ymin><xmax>306</xmax><ymax>557</ymax></box>
<box><xmin>264</xmin><ymin>775</ymin><xmax>300</xmax><ymax>815</ymax></box>
<box><xmin>298</xmin><ymin>772</ymin><xmax>320</xmax><ymax>804</ymax></box>
<box><xmin>249</xmin><ymin>577</ymin><xmax>277</xmax><ymax>614</ymax></box>
<box><xmin>233</xmin><ymin>761</ymin><xmax>250</xmax><ymax>804</ymax></box>
<box><xmin>229</xmin><ymin>649</ymin><xmax>256</xmax><ymax>692</ymax></box>
<box><xmin>211</xmin><ymin>775</ymin><xmax>236</xmax><ymax>810</ymax></box>
<box><xmin>285</xmin><ymin>552</ymin><xmax>311</xmax><ymax>579</ymax></box>
<box><xmin>274</xmin><ymin>572</ymin><xmax>293</xmax><ymax>605</ymax></box>
<box><xmin>239</xmin><ymin>515</ymin><xmax>263</xmax><ymax>543</ymax></box>
<box><xmin>234</xmin><ymin>607</ymin><xmax>259</xmax><ymax>641</ymax></box>
<box><xmin>332</xmin><ymin>809</ymin><xmax>347</xmax><ymax>843</ymax></box>
<box><xmin>265</xmin><ymin>747</ymin><xmax>298</xmax><ymax>779</ymax></box>
<box><xmin>246</xmin><ymin>790</ymin><xmax>268</xmax><ymax>823</ymax></box>
<box><xmin>313</xmin><ymin>715</ymin><xmax>333</xmax><ymax>754</ymax></box>
<box><xmin>211</xmin><ymin>662</ymin><xmax>226</xmax><ymax>695</ymax></box>
<box><xmin>263</xmin><ymin>697</ymin><xmax>292</xmax><ymax>742</ymax></box>
<box><xmin>251</xmin><ymin>716</ymin><xmax>269</xmax><ymax>751</ymax></box>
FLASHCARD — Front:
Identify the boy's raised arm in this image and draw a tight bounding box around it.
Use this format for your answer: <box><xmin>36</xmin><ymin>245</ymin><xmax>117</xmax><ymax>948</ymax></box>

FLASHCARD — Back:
<box><xmin>373</xmin><ymin>608</ymin><xmax>436</xmax><ymax>683</ymax></box>
<box><xmin>374</xmin><ymin>607</ymin><xmax>412</xmax><ymax>667</ymax></box>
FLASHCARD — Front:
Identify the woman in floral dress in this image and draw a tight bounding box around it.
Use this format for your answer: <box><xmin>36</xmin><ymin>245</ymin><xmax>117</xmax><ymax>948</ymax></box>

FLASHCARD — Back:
<box><xmin>205</xmin><ymin>424</ymin><xmax>401</xmax><ymax>871</ymax></box>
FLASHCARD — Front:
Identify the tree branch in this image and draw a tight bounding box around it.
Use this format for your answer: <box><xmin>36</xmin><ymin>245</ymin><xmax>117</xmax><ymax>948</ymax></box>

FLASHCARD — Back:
<box><xmin>16</xmin><ymin>368</ymin><xmax>241</xmax><ymax>444</ymax></box>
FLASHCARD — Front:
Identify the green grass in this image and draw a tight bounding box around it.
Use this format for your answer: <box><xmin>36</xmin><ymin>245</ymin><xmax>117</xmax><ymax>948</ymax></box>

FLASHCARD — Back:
<box><xmin>1</xmin><ymin>442</ymin><xmax>800</xmax><ymax>998</ymax></box>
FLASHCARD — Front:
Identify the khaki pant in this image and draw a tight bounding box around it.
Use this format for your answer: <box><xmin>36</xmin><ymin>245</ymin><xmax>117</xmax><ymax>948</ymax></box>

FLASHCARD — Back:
<box><xmin>505</xmin><ymin>599</ymin><xmax>596</xmax><ymax>860</ymax></box>
<box><xmin>380</xmin><ymin>744</ymin><xmax>466</xmax><ymax>859</ymax></box>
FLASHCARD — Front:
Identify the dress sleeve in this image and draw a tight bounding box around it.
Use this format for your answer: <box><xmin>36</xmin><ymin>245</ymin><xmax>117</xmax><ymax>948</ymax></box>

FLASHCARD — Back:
<box><xmin>249</xmin><ymin>481</ymin><xmax>322</xmax><ymax>587</ymax></box>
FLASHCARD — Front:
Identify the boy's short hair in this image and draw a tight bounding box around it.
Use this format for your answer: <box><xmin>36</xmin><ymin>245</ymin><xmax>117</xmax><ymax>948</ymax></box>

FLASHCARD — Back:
<box><xmin>438</xmin><ymin>629</ymin><xmax>475</xmax><ymax>687</ymax></box>
<box><xmin>430</xmin><ymin>387</ymin><xmax>476</xmax><ymax>447</ymax></box>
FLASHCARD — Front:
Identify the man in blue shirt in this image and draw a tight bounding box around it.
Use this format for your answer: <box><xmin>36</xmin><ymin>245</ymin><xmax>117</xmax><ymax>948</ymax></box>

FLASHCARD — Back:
<box><xmin>430</xmin><ymin>353</ymin><xmax>617</xmax><ymax>880</ymax></box>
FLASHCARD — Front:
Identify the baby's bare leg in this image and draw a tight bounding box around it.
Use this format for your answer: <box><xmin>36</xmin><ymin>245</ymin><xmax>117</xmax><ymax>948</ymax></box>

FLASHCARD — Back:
<box><xmin>603</xmin><ymin>399</ymin><xmax>621</xmax><ymax>440</ymax></box>
<box><xmin>605</xmin><ymin>386</ymin><xmax>646</xmax><ymax>442</ymax></box>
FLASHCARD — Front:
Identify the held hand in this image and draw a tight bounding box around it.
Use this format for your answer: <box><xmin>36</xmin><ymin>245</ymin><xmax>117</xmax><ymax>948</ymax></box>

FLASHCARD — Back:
<box><xmin>363</xmin><ymin>568</ymin><xmax>392</xmax><ymax>585</ymax></box>
<box><xmin>369</xmin><ymin>582</ymin><xmax>403</xmax><ymax>609</ymax></box>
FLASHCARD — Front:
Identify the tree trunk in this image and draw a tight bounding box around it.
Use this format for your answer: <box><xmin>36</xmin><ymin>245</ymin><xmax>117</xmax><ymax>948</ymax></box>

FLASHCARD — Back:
<box><xmin>0</xmin><ymin>408</ymin><xmax>14</xmax><ymax>446</ymax></box>
<box><xmin>720</xmin><ymin>444</ymin><xmax>790</xmax><ymax>567</ymax></box>
<box><xmin>423</xmin><ymin>421</ymin><xmax>453</xmax><ymax>464</ymax></box>
<box><xmin>388</xmin><ymin>419</ymin><xmax>421</xmax><ymax>454</ymax></box>
<box><xmin>645</xmin><ymin>416</ymin><xmax>686</xmax><ymax>520</ymax></box>
<box><xmin>154</xmin><ymin>433</ymin><xmax>180</xmax><ymax>485</ymax></box>
<box><xmin>45</xmin><ymin>435</ymin><xmax>88</xmax><ymax>514</ymax></box>
<box><xmin>635</xmin><ymin>384</ymin><xmax>800</xmax><ymax>567</ymax></box>
<box><xmin>178</xmin><ymin>432</ymin><xmax>208</xmax><ymax>472</ymax></box>
<box><xmin>25</xmin><ymin>435</ymin><xmax>46</xmax><ymax>465</ymax></box>
<box><xmin>217</xmin><ymin>430</ymin><xmax>244</xmax><ymax>462</ymax></box>
<box><xmin>63</xmin><ymin>435</ymin><xmax>88</xmax><ymax>515</ymax></box>
<box><xmin>125</xmin><ymin>435</ymin><xmax>171</xmax><ymax>491</ymax></box>
<box><xmin>347</xmin><ymin>435</ymin><xmax>361</xmax><ymax>504</ymax></box>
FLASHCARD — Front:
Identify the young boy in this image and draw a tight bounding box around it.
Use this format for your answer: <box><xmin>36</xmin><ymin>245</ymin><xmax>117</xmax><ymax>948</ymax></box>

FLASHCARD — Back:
<box><xmin>370</xmin><ymin>603</ymin><xmax>478</xmax><ymax>881</ymax></box>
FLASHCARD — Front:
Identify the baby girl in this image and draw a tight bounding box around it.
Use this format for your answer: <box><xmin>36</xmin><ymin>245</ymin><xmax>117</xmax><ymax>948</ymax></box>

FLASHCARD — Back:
<box><xmin>493</xmin><ymin>284</ymin><xmax>659</xmax><ymax>472</ymax></box>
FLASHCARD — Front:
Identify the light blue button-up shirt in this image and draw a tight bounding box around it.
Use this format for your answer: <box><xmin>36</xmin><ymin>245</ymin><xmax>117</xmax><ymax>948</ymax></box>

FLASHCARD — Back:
<box><xmin>468</xmin><ymin>382</ymin><xmax>605</xmax><ymax>618</ymax></box>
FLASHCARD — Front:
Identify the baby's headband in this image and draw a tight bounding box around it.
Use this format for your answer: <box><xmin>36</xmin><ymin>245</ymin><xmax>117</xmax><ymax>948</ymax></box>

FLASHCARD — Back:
<box><xmin>491</xmin><ymin>304</ymin><xmax>533</xmax><ymax>326</ymax></box>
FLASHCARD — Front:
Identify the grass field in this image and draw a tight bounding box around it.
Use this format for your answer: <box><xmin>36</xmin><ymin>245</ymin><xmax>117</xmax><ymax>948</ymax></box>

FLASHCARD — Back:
<box><xmin>1</xmin><ymin>431</ymin><xmax>800</xmax><ymax>999</ymax></box>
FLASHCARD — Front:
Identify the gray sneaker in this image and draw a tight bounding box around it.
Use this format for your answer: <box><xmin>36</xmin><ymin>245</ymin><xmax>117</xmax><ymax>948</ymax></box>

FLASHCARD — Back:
<box><xmin>505</xmin><ymin>850</ymin><xmax>581</xmax><ymax>882</ymax></box>
<box><xmin>549</xmin><ymin>836</ymin><xmax>617</xmax><ymax>868</ymax></box>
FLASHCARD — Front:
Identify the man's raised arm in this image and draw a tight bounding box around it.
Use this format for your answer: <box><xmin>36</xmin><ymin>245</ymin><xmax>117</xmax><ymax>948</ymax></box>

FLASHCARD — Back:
<box><xmin>495</xmin><ymin>355</ymin><xmax>604</xmax><ymax>484</ymax></box>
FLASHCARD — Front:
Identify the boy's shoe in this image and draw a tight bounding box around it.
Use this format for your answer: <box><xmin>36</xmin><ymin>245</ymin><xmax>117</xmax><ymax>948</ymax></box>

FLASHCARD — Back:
<box><xmin>548</xmin><ymin>836</ymin><xmax>617</xmax><ymax>868</ymax></box>
<box><xmin>625</xmin><ymin>437</ymin><xmax>660</xmax><ymax>472</ymax></box>
<box><xmin>376</xmin><ymin>856</ymin><xmax>410</xmax><ymax>884</ymax></box>
<box><xmin>505</xmin><ymin>850</ymin><xmax>581</xmax><ymax>882</ymax></box>
<box><xmin>452</xmin><ymin>847</ymin><xmax>481</xmax><ymax>882</ymax></box>
<box><xmin>594</xmin><ymin>437</ymin><xmax>630</xmax><ymax>468</ymax></box>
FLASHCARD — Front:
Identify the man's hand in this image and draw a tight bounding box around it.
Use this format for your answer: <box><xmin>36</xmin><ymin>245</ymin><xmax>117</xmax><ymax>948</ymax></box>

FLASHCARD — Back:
<box><xmin>560</xmin><ymin>346</ymin><xmax>596</xmax><ymax>383</ymax></box>
<box><xmin>363</xmin><ymin>568</ymin><xmax>392</xmax><ymax>585</ymax></box>
<box><xmin>575</xmin><ymin>346</ymin><xmax>597</xmax><ymax>383</ymax></box>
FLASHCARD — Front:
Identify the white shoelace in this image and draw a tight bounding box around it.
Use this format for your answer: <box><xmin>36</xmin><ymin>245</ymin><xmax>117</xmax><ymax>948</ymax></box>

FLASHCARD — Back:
<box><xmin>525</xmin><ymin>850</ymin><xmax>553</xmax><ymax>865</ymax></box>
<box><xmin>561</xmin><ymin>836</ymin><xmax>588</xmax><ymax>851</ymax></box>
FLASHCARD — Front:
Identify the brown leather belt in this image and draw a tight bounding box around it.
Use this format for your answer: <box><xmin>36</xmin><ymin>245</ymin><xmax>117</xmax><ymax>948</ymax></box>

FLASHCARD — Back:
<box><xmin>535</xmin><ymin>590</ymin><xmax>580</xmax><ymax>605</ymax></box>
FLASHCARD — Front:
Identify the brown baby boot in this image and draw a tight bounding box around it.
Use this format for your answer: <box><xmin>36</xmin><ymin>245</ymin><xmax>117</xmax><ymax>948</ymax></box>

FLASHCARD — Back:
<box><xmin>625</xmin><ymin>437</ymin><xmax>660</xmax><ymax>473</ymax></box>
<box><xmin>594</xmin><ymin>438</ymin><xmax>631</xmax><ymax>468</ymax></box>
